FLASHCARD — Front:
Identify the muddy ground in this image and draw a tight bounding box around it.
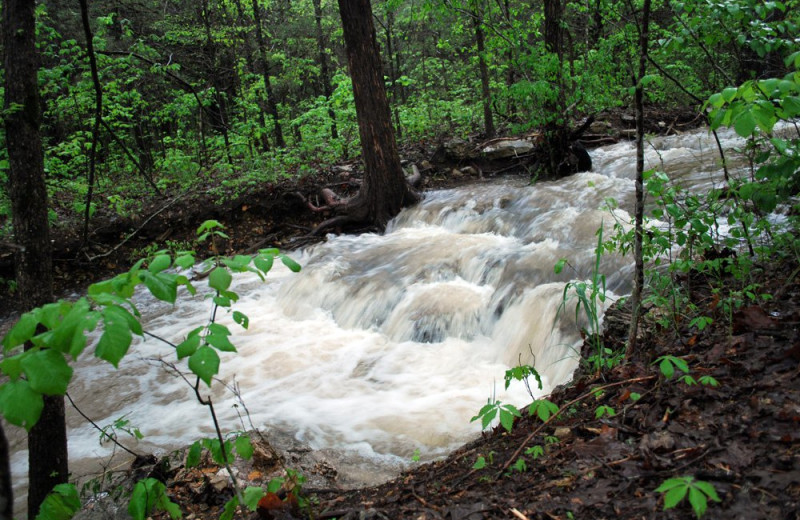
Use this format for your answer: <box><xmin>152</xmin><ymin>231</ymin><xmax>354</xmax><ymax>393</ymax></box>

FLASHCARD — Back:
<box><xmin>9</xmin><ymin>106</ymin><xmax>800</xmax><ymax>519</ymax></box>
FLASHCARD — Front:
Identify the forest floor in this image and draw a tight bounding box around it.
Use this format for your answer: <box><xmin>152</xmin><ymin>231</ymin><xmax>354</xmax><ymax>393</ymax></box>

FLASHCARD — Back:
<box><xmin>7</xmin><ymin>106</ymin><xmax>800</xmax><ymax>519</ymax></box>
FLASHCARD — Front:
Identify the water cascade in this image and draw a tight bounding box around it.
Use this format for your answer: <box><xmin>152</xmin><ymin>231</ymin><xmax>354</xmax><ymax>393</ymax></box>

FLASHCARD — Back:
<box><xmin>8</xmin><ymin>126</ymin><xmax>753</xmax><ymax>513</ymax></box>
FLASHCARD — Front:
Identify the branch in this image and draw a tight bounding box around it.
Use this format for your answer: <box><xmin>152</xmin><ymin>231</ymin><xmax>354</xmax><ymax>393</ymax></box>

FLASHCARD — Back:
<box><xmin>85</xmin><ymin>189</ymin><xmax>193</xmax><ymax>261</ymax></box>
<box><xmin>66</xmin><ymin>392</ymin><xmax>143</xmax><ymax>459</ymax></box>
<box><xmin>497</xmin><ymin>375</ymin><xmax>656</xmax><ymax>477</ymax></box>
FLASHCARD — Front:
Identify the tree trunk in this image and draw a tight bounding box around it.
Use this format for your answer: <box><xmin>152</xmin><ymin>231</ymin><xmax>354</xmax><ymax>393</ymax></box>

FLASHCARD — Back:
<box><xmin>335</xmin><ymin>0</ymin><xmax>418</xmax><ymax>228</ymax></box>
<box><xmin>0</xmin><ymin>422</ymin><xmax>11</xmax><ymax>520</ymax></box>
<box><xmin>252</xmin><ymin>0</ymin><xmax>286</xmax><ymax>148</ymax></box>
<box><xmin>626</xmin><ymin>0</ymin><xmax>652</xmax><ymax>356</ymax></box>
<box><xmin>3</xmin><ymin>0</ymin><xmax>66</xmax><ymax>517</ymax></box>
<box><xmin>312</xmin><ymin>0</ymin><xmax>338</xmax><ymax>140</ymax></box>
<box><xmin>232</xmin><ymin>0</ymin><xmax>271</xmax><ymax>151</ymax></box>
<box><xmin>473</xmin><ymin>8</ymin><xmax>495</xmax><ymax>138</ymax></box>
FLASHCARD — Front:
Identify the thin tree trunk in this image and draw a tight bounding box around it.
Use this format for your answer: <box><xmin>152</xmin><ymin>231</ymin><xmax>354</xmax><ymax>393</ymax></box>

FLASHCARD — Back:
<box><xmin>200</xmin><ymin>0</ymin><xmax>233</xmax><ymax>164</ymax></box>
<box><xmin>232</xmin><ymin>0</ymin><xmax>271</xmax><ymax>151</ymax></box>
<box><xmin>312</xmin><ymin>0</ymin><xmax>338</xmax><ymax>139</ymax></box>
<box><xmin>252</xmin><ymin>0</ymin><xmax>286</xmax><ymax>148</ymax></box>
<box><xmin>3</xmin><ymin>1</ymin><xmax>66</xmax><ymax>517</ymax></box>
<box><xmin>626</xmin><ymin>0</ymin><xmax>652</xmax><ymax>356</ymax></box>
<box><xmin>473</xmin><ymin>9</ymin><xmax>495</xmax><ymax>137</ymax></box>
<box><xmin>0</xmin><ymin>422</ymin><xmax>12</xmax><ymax>520</ymax></box>
<box><xmin>79</xmin><ymin>0</ymin><xmax>102</xmax><ymax>245</ymax></box>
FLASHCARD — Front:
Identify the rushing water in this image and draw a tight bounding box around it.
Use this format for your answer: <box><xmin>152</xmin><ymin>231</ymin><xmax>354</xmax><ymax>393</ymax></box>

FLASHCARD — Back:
<box><xmin>7</xmin><ymin>126</ymin><xmax>756</xmax><ymax>515</ymax></box>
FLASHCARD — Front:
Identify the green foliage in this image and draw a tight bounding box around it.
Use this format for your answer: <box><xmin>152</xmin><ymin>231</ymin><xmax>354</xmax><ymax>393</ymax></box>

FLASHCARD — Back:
<box><xmin>524</xmin><ymin>445</ymin><xmax>544</xmax><ymax>459</ymax></box>
<box><xmin>35</xmin><ymin>483</ymin><xmax>82</xmax><ymax>520</ymax></box>
<box><xmin>504</xmin><ymin>363</ymin><xmax>542</xmax><ymax>400</ymax></box>
<box><xmin>556</xmin><ymin>225</ymin><xmax>619</xmax><ymax>373</ymax></box>
<box><xmin>594</xmin><ymin>405</ymin><xmax>616</xmax><ymax>419</ymax></box>
<box><xmin>655</xmin><ymin>355</ymin><xmax>690</xmax><ymax>379</ymax></box>
<box><xmin>656</xmin><ymin>476</ymin><xmax>721</xmax><ymax>518</ymax></box>
<box><xmin>128</xmin><ymin>478</ymin><xmax>182</xmax><ymax>520</ymax></box>
<box><xmin>528</xmin><ymin>399</ymin><xmax>559</xmax><ymax>423</ymax></box>
<box><xmin>471</xmin><ymin>398</ymin><xmax>521</xmax><ymax>432</ymax></box>
<box><xmin>99</xmin><ymin>415</ymin><xmax>144</xmax><ymax>446</ymax></box>
<box><xmin>0</xmin><ymin>220</ymin><xmax>301</xmax><ymax>517</ymax></box>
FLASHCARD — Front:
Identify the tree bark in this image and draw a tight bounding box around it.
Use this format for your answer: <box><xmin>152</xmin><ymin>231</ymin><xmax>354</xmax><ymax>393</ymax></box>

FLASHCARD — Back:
<box><xmin>79</xmin><ymin>0</ymin><xmax>102</xmax><ymax>244</ymax></box>
<box><xmin>626</xmin><ymin>0</ymin><xmax>652</xmax><ymax>356</ymax></box>
<box><xmin>0</xmin><ymin>422</ymin><xmax>11</xmax><ymax>520</ymax></box>
<box><xmin>335</xmin><ymin>0</ymin><xmax>418</xmax><ymax>229</ymax></box>
<box><xmin>312</xmin><ymin>0</ymin><xmax>338</xmax><ymax>139</ymax></box>
<box><xmin>3</xmin><ymin>0</ymin><xmax>67</xmax><ymax>517</ymax></box>
<box><xmin>252</xmin><ymin>0</ymin><xmax>286</xmax><ymax>148</ymax></box>
<box><xmin>473</xmin><ymin>8</ymin><xmax>495</xmax><ymax>138</ymax></box>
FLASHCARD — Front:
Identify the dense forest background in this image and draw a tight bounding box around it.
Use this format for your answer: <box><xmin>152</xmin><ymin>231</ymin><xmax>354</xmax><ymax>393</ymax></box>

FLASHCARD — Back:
<box><xmin>0</xmin><ymin>0</ymin><xmax>796</xmax><ymax>246</ymax></box>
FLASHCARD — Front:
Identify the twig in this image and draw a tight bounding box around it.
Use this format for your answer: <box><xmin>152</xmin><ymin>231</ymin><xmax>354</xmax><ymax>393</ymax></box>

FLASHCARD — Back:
<box><xmin>510</xmin><ymin>508</ymin><xmax>531</xmax><ymax>520</ymax></box>
<box><xmin>66</xmin><ymin>392</ymin><xmax>142</xmax><ymax>459</ymax></box>
<box><xmin>497</xmin><ymin>375</ymin><xmax>656</xmax><ymax>477</ymax></box>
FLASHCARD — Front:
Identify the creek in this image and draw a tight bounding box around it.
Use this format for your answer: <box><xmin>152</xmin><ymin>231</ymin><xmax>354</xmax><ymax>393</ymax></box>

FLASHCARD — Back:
<box><xmin>8</xmin><ymin>125</ymin><xmax>753</xmax><ymax>515</ymax></box>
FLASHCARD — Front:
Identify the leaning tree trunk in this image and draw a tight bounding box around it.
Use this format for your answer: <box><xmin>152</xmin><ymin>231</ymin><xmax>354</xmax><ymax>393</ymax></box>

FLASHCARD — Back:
<box><xmin>3</xmin><ymin>0</ymin><xmax>67</xmax><ymax>518</ymax></box>
<box><xmin>335</xmin><ymin>0</ymin><xmax>418</xmax><ymax>228</ymax></box>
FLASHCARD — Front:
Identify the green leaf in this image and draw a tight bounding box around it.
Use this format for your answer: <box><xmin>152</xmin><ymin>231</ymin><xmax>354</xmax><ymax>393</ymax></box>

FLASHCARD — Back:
<box><xmin>45</xmin><ymin>299</ymin><xmax>92</xmax><ymax>354</ymax></box>
<box><xmin>694</xmin><ymin>480</ymin><xmax>721</xmax><ymax>502</ymax></box>
<box><xmin>189</xmin><ymin>346</ymin><xmax>220</xmax><ymax>386</ymax></box>
<box><xmin>207</xmin><ymin>323</ymin><xmax>231</xmax><ymax>336</ymax></box>
<box><xmin>663</xmin><ymin>484</ymin><xmax>688</xmax><ymax>509</ymax></box>
<box><xmin>243</xmin><ymin>487</ymin><xmax>265</xmax><ymax>511</ymax></box>
<box><xmin>208</xmin><ymin>267</ymin><xmax>233</xmax><ymax>292</ymax></box>
<box><xmin>233</xmin><ymin>254</ymin><xmax>253</xmax><ymax>266</ymax></box>
<box><xmin>733</xmin><ymin>110</ymin><xmax>756</xmax><ymax>137</ymax></box>
<box><xmin>128</xmin><ymin>479</ymin><xmax>157</xmax><ymax>520</ymax></box>
<box><xmin>174</xmin><ymin>254</ymin><xmax>196</xmax><ymax>269</ymax></box>
<box><xmin>21</xmin><ymin>349</ymin><xmax>73</xmax><ymax>395</ymax></box>
<box><xmin>280</xmin><ymin>255</ymin><xmax>301</xmax><ymax>272</ymax></box>
<box><xmin>1</xmin><ymin>354</ymin><xmax>23</xmax><ymax>380</ymax></box>
<box><xmin>0</xmin><ymin>380</ymin><xmax>44</xmax><ymax>430</ymax></box>
<box><xmin>554</xmin><ymin>258</ymin><xmax>567</xmax><ymax>274</ymax></box>
<box><xmin>659</xmin><ymin>358</ymin><xmax>675</xmax><ymax>378</ymax></box>
<box><xmin>783</xmin><ymin>96</ymin><xmax>800</xmax><ymax>117</ymax></box>
<box><xmin>499</xmin><ymin>407</ymin><xmax>516</xmax><ymax>432</ymax></box>
<box><xmin>3</xmin><ymin>311</ymin><xmax>39</xmax><ymax>351</ymax></box>
<box><xmin>235</xmin><ymin>435</ymin><xmax>254</xmax><ymax>460</ymax></box>
<box><xmin>141</xmin><ymin>272</ymin><xmax>178</xmax><ymax>303</ymax></box>
<box><xmin>266</xmin><ymin>477</ymin><xmax>284</xmax><ymax>494</ymax></box>
<box><xmin>688</xmin><ymin>487</ymin><xmax>708</xmax><ymax>517</ymax></box>
<box><xmin>206</xmin><ymin>333</ymin><xmax>236</xmax><ymax>352</ymax></box>
<box><xmin>529</xmin><ymin>399</ymin><xmax>559</xmax><ymax>422</ymax></box>
<box><xmin>95</xmin><ymin>307</ymin><xmax>136</xmax><ymax>368</ymax></box>
<box><xmin>473</xmin><ymin>456</ymin><xmax>487</xmax><ymax>469</ymax></box>
<box><xmin>233</xmin><ymin>311</ymin><xmax>249</xmax><ymax>329</ymax></box>
<box><xmin>35</xmin><ymin>483</ymin><xmax>81</xmax><ymax>520</ymax></box>
<box><xmin>721</xmin><ymin>87</ymin><xmax>738</xmax><ymax>103</ymax></box>
<box><xmin>186</xmin><ymin>441</ymin><xmax>202</xmax><ymax>468</ymax></box>
<box><xmin>655</xmin><ymin>478</ymin><xmax>685</xmax><ymax>492</ymax></box>
<box><xmin>253</xmin><ymin>255</ymin><xmax>274</xmax><ymax>274</ymax></box>
<box><xmin>176</xmin><ymin>335</ymin><xmax>201</xmax><ymax>359</ymax></box>
<box><xmin>149</xmin><ymin>254</ymin><xmax>171</xmax><ymax>274</ymax></box>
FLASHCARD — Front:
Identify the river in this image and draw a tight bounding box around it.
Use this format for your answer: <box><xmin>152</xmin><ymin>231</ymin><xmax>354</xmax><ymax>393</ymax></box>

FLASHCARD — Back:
<box><xmin>7</xmin><ymin>125</ymin><xmax>754</xmax><ymax>516</ymax></box>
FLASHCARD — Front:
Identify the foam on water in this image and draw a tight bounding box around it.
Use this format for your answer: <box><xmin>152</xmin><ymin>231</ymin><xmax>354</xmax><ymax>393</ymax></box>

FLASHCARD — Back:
<box><xmin>8</xmin><ymin>125</ymin><xmax>767</xmax><ymax>516</ymax></box>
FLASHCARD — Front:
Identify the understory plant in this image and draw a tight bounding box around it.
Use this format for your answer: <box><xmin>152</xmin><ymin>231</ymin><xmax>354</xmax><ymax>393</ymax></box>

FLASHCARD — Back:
<box><xmin>0</xmin><ymin>220</ymin><xmax>302</xmax><ymax>520</ymax></box>
<box><xmin>555</xmin><ymin>223</ymin><xmax>619</xmax><ymax>373</ymax></box>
